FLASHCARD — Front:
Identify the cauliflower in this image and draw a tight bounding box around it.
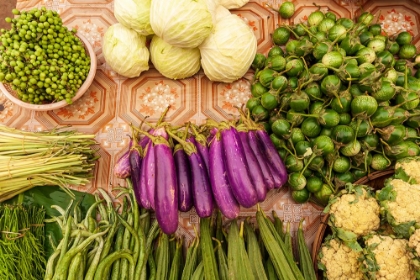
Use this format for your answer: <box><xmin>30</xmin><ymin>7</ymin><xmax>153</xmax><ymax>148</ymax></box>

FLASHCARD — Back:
<box><xmin>377</xmin><ymin>179</ymin><xmax>420</xmax><ymax>238</ymax></box>
<box><xmin>395</xmin><ymin>156</ymin><xmax>420</xmax><ymax>184</ymax></box>
<box><xmin>325</xmin><ymin>184</ymin><xmax>380</xmax><ymax>250</ymax></box>
<box><xmin>363</xmin><ymin>234</ymin><xmax>415</xmax><ymax>280</ymax></box>
<box><xmin>318</xmin><ymin>237</ymin><xmax>364</xmax><ymax>280</ymax></box>
<box><xmin>409</xmin><ymin>229</ymin><xmax>420</xmax><ymax>256</ymax></box>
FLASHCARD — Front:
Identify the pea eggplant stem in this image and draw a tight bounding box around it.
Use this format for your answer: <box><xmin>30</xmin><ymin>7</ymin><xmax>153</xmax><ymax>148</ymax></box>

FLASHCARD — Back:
<box><xmin>167</xmin><ymin>130</ymin><xmax>215</xmax><ymax>218</ymax></box>
<box><xmin>208</xmin><ymin>128</ymin><xmax>240</xmax><ymax>219</ymax></box>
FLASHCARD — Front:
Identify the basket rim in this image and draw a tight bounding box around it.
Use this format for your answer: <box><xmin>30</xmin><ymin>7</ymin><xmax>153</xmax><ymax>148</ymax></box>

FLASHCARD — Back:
<box><xmin>0</xmin><ymin>32</ymin><xmax>97</xmax><ymax>112</ymax></box>
<box><xmin>311</xmin><ymin>168</ymin><xmax>395</xmax><ymax>277</ymax></box>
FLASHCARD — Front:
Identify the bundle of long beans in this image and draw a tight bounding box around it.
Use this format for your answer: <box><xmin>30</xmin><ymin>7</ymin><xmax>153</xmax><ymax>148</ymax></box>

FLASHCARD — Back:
<box><xmin>0</xmin><ymin>125</ymin><xmax>99</xmax><ymax>202</ymax></box>
<box><xmin>0</xmin><ymin>204</ymin><xmax>46</xmax><ymax>280</ymax></box>
<box><xmin>44</xmin><ymin>180</ymin><xmax>154</xmax><ymax>280</ymax></box>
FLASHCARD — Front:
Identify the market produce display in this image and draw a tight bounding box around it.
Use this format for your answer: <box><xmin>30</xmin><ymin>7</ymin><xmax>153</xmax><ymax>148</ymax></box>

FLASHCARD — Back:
<box><xmin>317</xmin><ymin>157</ymin><xmax>420</xmax><ymax>279</ymax></box>
<box><xmin>0</xmin><ymin>124</ymin><xmax>98</xmax><ymax>202</ymax></box>
<box><xmin>2</xmin><ymin>1</ymin><xmax>420</xmax><ymax>279</ymax></box>
<box><xmin>0</xmin><ymin>8</ymin><xmax>91</xmax><ymax>104</ymax></box>
<box><xmin>114</xmin><ymin>108</ymin><xmax>288</xmax><ymax>233</ymax></box>
<box><xmin>247</xmin><ymin>9</ymin><xmax>420</xmax><ymax>204</ymax></box>
<box><xmin>102</xmin><ymin>0</ymin><xmax>257</xmax><ymax>83</ymax></box>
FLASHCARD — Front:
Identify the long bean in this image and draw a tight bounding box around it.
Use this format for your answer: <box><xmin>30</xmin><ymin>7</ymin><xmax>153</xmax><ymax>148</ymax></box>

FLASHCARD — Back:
<box><xmin>117</xmin><ymin>214</ymin><xmax>142</xmax><ymax>278</ymax></box>
<box><xmin>84</xmin><ymin>237</ymin><xmax>105</xmax><ymax>280</ymax></box>
<box><xmin>93</xmin><ymin>249</ymin><xmax>135</xmax><ymax>280</ymax></box>
<box><xmin>67</xmin><ymin>253</ymin><xmax>83</xmax><ymax>280</ymax></box>
<box><xmin>44</xmin><ymin>248</ymin><xmax>62</xmax><ymax>280</ymax></box>
<box><xmin>52</xmin><ymin>229</ymin><xmax>108</xmax><ymax>280</ymax></box>
<box><xmin>57</xmin><ymin>216</ymin><xmax>73</xmax><ymax>265</ymax></box>
<box><xmin>120</xmin><ymin>213</ymin><xmax>134</xmax><ymax>280</ymax></box>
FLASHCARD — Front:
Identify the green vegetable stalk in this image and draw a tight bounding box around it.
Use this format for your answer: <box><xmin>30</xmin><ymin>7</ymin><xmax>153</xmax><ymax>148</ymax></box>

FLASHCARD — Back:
<box><xmin>0</xmin><ymin>204</ymin><xmax>46</xmax><ymax>280</ymax></box>
<box><xmin>0</xmin><ymin>125</ymin><xmax>98</xmax><ymax>202</ymax></box>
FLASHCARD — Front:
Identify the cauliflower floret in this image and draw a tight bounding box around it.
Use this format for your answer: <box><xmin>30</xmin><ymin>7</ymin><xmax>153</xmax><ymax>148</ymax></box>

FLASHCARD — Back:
<box><xmin>328</xmin><ymin>184</ymin><xmax>380</xmax><ymax>237</ymax></box>
<box><xmin>377</xmin><ymin>179</ymin><xmax>420</xmax><ymax>237</ymax></box>
<box><xmin>318</xmin><ymin>237</ymin><xmax>364</xmax><ymax>280</ymax></box>
<box><xmin>395</xmin><ymin>157</ymin><xmax>420</xmax><ymax>184</ymax></box>
<box><xmin>409</xmin><ymin>229</ymin><xmax>420</xmax><ymax>256</ymax></box>
<box><xmin>364</xmin><ymin>234</ymin><xmax>415</xmax><ymax>280</ymax></box>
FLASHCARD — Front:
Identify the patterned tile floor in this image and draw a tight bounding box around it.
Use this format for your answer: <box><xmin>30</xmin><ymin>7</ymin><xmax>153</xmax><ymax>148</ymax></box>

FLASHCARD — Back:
<box><xmin>1</xmin><ymin>0</ymin><xmax>419</xmax><ymax>250</ymax></box>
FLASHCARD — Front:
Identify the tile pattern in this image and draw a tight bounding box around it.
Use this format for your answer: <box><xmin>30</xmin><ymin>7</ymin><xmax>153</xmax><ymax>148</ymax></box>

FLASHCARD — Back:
<box><xmin>1</xmin><ymin>0</ymin><xmax>419</xmax><ymax>250</ymax></box>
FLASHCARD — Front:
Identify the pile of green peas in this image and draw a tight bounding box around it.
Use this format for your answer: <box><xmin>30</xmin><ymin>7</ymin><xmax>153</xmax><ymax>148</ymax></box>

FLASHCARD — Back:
<box><xmin>0</xmin><ymin>7</ymin><xmax>91</xmax><ymax>104</ymax></box>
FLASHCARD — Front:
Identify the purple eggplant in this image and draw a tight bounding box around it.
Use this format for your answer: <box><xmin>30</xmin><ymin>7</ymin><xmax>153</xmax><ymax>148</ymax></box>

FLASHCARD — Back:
<box><xmin>238</xmin><ymin>130</ymin><xmax>267</xmax><ymax>202</ymax></box>
<box><xmin>139</xmin><ymin>135</ymin><xmax>151</xmax><ymax>149</ymax></box>
<box><xmin>114</xmin><ymin>150</ymin><xmax>131</xmax><ymax>179</ymax></box>
<box><xmin>129</xmin><ymin>147</ymin><xmax>143</xmax><ymax>207</ymax></box>
<box><xmin>247</xmin><ymin>130</ymin><xmax>275</xmax><ymax>190</ymax></box>
<box><xmin>173</xmin><ymin>144</ymin><xmax>193</xmax><ymax>212</ymax></box>
<box><xmin>256</xmin><ymin>129</ymin><xmax>288</xmax><ymax>188</ymax></box>
<box><xmin>169</xmin><ymin>131</ymin><xmax>214</xmax><ymax>218</ymax></box>
<box><xmin>208</xmin><ymin>130</ymin><xmax>240</xmax><ymax>219</ymax></box>
<box><xmin>139</xmin><ymin>142</ymin><xmax>155</xmax><ymax>210</ymax></box>
<box><xmin>190</xmin><ymin>125</ymin><xmax>210</xmax><ymax>171</ymax></box>
<box><xmin>154</xmin><ymin>137</ymin><xmax>179</xmax><ymax>235</ymax></box>
<box><xmin>114</xmin><ymin>137</ymin><xmax>134</xmax><ymax>179</ymax></box>
<box><xmin>153</xmin><ymin>126</ymin><xmax>169</xmax><ymax>140</ymax></box>
<box><xmin>221</xmin><ymin>126</ymin><xmax>258</xmax><ymax>208</ymax></box>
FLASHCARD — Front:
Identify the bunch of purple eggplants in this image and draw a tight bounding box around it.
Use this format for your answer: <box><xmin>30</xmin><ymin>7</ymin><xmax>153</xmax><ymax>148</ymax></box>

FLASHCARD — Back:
<box><xmin>114</xmin><ymin>108</ymin><xmax>288</xmax><ymax>234</ymax></box>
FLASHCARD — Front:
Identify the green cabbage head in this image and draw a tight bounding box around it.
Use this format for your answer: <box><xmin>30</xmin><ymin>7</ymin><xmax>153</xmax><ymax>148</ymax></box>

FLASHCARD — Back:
<box><xmin>199</xmin><ymin>14</ymin><xmax>257</xmax><ymax>83</ymax></box>
<box><xmin>150</xmin><ymin>0</ymin><xmax>213</xmax><ymax>48</ymax></box>
<box><xmin>102</xmin><ymin>23</ymin><xmax>150</xmax><ymax>78</ymax></box>
<box><xmin>150</xmin><ymin>36</ymin><xmax>201</xmax><ymax>80</ymax></box>
<box><xmin>113</xmin><ymin>0</ymin><xmax>154</xmax><ymax>36</ymax></box>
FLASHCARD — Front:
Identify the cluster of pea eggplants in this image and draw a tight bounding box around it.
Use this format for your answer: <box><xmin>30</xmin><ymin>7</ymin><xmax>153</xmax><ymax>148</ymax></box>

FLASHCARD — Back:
<box><xmin>247</xmin><ymin>9</ymin><xmax>420</xmax><ymax>205</ymax></box>
<box><xmin>114</xmin><ymin>111</ymin><xmax>288</xmax><ymax>234</ymax></box>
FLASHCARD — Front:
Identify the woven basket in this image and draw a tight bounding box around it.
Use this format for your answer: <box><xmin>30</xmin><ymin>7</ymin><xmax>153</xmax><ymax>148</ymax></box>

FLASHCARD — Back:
<box><xmin>0</xmin><ymin>32</ymin><xmax>97</xmax><ymax>111</ymax></box>
<box><xmin>311</xmin><ymin>168</ymin><xmax>395</xmax><ymax>279</ymax></box>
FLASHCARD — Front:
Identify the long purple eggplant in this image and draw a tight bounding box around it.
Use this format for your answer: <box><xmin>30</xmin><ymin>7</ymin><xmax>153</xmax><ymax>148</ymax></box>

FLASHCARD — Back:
<box><xmin>114</xmin><ymin>138</ymin><xmax>133</xmax><ymax>179</ymax></box>
<box><xmin>221</xmin><ymin>126</ymin><xmax>258</xmax><ymax>208</ymax></box>
<box><xmin>238</xmin><ymin>130</ymin><xmax>267</xmax><ymax>202</ymax></box>
<box><xmin>208</xmin><ymin>130</ymin><xmax>240</xmax><ymax>219</ymax></box>
<box><xmin>114</xmin><ymin>151</ymin><xmax>131</xmax><ymax>179</ymax></box>
<box><xmin>187</xmin><ymin>135</ymin><xmax>209</xmax><ymax>173</ymax></box>
<box><xmin>169</xmin><ymin>131</ymin><xmax>214</xmax><ymax>218</ymax></box>
<box><xmin>190</xmin><ymin>125</ymin><xmax>210</xmax><ymax>171</ymax></box>
<box><xmin>247</xmin><ymin>130</ymin><xmax>275</xmax><ymax>190</ymax></box>
<box><xmin>129</xmin><ymin>147</ymin><xmax>143</xmax><ymax>207</ymax></box>
<box><xmin>173</xmin><ymin>143</ymin><xmax>193</xmax><ymax>212</ymax></box>
<box><xmin>256</xmin><ymin>129</ymin><xmax>288</xmax><ymax>188</ymax></box>
<box><xmin>139</xmin><ymin>142</ymin><xmax>155</xmax><ymax>209</ymax></box>
<box><xmin>154</xmin><ymin>137</ymin><xmax>179</xmax><ymax>235</ymax></box>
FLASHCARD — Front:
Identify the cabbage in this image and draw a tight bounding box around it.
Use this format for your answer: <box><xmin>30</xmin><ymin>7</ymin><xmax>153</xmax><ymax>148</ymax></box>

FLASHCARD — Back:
<box><xmin>150</xmin><ymin>0</ymin><xmax>213</xmax><ymax>48</ymax></box>
<box><xmin>150</xmin><ymin>36</ymin><xmax>201</xmax><ymax>80</ymax></box>
<box><xmin>113</xmin><ymin>0</ymin><xmax>153</xmax><ymax>36</ymax></box>
<box><xmin>219</xmin><ymin>0</ymin><xmax>249</xmax><ymax>9</ymax></box>
<box><xmin>199</xmin><ymin>14</ymin><xmax>257</xmax><ymax>83</ymax></box>
<box><xmin>215</xmin><ymin>5</ymin><xmax>232</xmax><ymax>22</ymax></box>
<box><xmin>102</xmin><ymin>23</ymin><xmax>150</xmax><ymax>78</ymax></box>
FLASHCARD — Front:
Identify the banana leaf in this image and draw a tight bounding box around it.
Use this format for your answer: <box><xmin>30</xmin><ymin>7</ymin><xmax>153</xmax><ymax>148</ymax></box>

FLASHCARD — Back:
<box><xmin>1</xmin><ymin>186</ymin><xmax>95</xmax><ymax>259</ymax></box>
